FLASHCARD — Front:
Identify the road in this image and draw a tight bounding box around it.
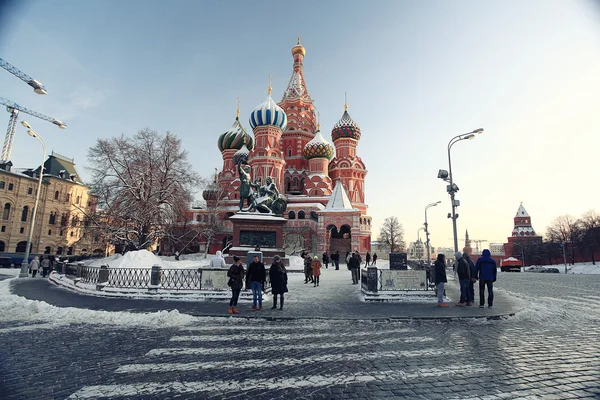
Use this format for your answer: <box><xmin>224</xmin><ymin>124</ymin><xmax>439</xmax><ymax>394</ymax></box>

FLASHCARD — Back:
<box><xmin>0</xmin><ymin>272</ymin><xmax>599</xmax><ymax>399</ymax></box>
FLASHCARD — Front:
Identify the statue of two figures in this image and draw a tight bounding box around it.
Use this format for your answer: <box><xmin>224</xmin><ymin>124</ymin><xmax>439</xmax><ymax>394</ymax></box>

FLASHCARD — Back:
<box><xmin>238</xmin><ymin>162</ymin><xmax>287</xmax><ymax>216</ymax></box>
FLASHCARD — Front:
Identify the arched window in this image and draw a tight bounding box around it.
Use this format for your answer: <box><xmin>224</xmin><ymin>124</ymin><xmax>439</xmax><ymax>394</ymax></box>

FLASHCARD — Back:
<box><xmin>0</xmin><ymin>241</ymin><xmax>5</xmax><ymax>252</ymax></box>
<box><xmin>288</xmin><ymin>211</ymin><xmax>296</xmax><ymax>220</ymax></box>
<box><xmin>67</xmin><ymin>246</ymin><xmax>73</xmax><ymax>255</ymax></box>
<box><xmin>54</xmin><ymin>191</ymin><xmax>59</xmax><ymax>200</ymax></box>
<box><xmin>2</xmin><ymin>203</ymin><xmax>10</xmax><ymax>220</ymax></box>
<box><xmin>298</xmin><ymin>211</ymin><xmax>305</xmax><ymax>220</ymax></box>
<box><xmin>56</xmin><ymin>247</ymin><xmax>63</xmax><ymax>255</ymax></box>
<box><xmin>16</xmin><ymin>241</ymin><xmax>28</xmax><ymax>253</ymax></box>
<box><xmin>21</xmin><ymin>206</ymin><xmax>29</xmax><ymax>222</ymax></box>
<box><xmin>44</xmin><ymin>246</ymin><xmax>51</xmax><ymax>254</ymax></box>
<box><xmin>49</xmin><ymin>212</ymin><xmax>56</xmax><ymax>225</ymax></box>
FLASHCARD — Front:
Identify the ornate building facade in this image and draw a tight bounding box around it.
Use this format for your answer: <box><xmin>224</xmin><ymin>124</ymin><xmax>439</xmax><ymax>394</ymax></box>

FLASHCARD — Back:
<box><xmin>503</xmin><ymin>203</ymin><xmax>543</xmax><ymax>264</ymax></box>
<box><xmin>194</xmin><ymin>39</ymin><xmax>371</xmax><ymax>256</ymax></box>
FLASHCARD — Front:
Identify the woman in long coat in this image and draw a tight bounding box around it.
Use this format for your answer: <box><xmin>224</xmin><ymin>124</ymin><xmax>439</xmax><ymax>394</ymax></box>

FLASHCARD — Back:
<box><xmin>269</xmin><ymin>255</ymin><xmax>288</xmax><ymax>310</ymax></box>
<box><xmin>312</xmin><ymin>256</ymin><xmax>322</xmax><ymax>287</ymax></box>
<box><xmin>227</xmin><ymin>256</ymin><xmax>245</xmax><ymax>314</ymax></box>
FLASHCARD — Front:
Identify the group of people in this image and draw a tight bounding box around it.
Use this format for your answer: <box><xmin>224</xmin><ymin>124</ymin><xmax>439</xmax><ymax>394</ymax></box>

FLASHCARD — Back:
<box><xmin>301</xmin><ymin>252</ymin><xmax>322</xmax><ymax>286</ymax></box>
<box><xmin>433</xmin><ymin>249</ymin><xmax>497</xmax><ymax>308</ymax></box>
<box><xmin>28</xmin><ymin>255</ymin><xmax>55</xmax><ymax>278</ymax></box>
<box><xmin>226</xmin><ymin>254</ymin><xmax>288</xmax><ymax>314</ymax></box>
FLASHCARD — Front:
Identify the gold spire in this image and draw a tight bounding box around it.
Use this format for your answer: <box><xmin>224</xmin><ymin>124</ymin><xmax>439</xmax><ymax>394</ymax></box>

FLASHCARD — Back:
<box><xmin>268</xmin><ymin>75</ymin><xmax>272</xmax><ymax>96</ymax></box>
<box><xmin>213</xmin><ymin>168</ymin><xmax>218</xmax><ymax>183</ymax></box>
<box><xmin>317</xmin><ymin>111</ymin><xmax>321</xmax><ymax>131</ymax></box>
<box><xmin>236</xmin><ymin>97</ymin><xmax>240</xmax><ymax>119</ymax></box>
<box><xmin>292</xmin><ymin>34</ymin><xmax>306</xmax><ymax>56</ymax></box>
<box><xmin>344</xmin><ymin>92</ymin><xmax>348</xmax><ymax>111</ymax></box>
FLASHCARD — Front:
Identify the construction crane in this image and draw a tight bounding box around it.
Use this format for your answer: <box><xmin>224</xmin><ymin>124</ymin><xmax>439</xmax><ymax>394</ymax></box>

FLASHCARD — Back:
<box><xmin>0</xmin><ymin>57</ymin><xmax>48</xmax><ymax>95</ymax></box>
<box><xmin>0</xmin><ymin>97</ymin><xmax>66</xmax><ymax>162</ymax></box>
<box><xmin>471</xmin><ymin>239</ymin><xmax>488</xmax><ymax>255</ymax></box>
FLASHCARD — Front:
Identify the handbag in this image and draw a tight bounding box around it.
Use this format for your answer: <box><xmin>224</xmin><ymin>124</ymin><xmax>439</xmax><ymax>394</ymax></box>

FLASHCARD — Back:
<box><xmin>227</xmin><ymin>278</ymin><xmax>233</xmax><ymax>287</ymax></box>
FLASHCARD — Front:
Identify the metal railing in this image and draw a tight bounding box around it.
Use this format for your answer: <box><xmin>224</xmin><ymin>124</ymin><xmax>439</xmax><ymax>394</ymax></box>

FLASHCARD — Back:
<box><xmin>62</xmin><ymin>263</ymin><xmax>271</xmax><ymax>292</ymax></box>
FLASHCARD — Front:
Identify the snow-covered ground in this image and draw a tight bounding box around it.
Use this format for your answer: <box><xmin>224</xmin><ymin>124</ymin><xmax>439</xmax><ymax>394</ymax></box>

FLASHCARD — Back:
<box><xmin>523</xmin><ymin>262</ymin><xmax>600</xmax><ymax>274</ymax></box>
<box><xmin>85</xmin><ymin>250</ymin><xmax>215</xmax><ymax>269</ymax></box>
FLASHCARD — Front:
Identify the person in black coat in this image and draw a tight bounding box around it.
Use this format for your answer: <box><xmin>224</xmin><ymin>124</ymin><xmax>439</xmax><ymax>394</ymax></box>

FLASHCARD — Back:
<box><xmin>322</xmin><ymin>252</ymin><xmax>330</xmax><ymax>269</ymax></box>
<box><xmin>455</xmin><ymin>252</ymin><xmax>471</xmax><ymax>306</ymax></box>
<box><xmin>269</xmin><ymin>255</ymin><xmax>288</xmax><ymax>310</ymax></box>
<box><xmin>333</xmin><ymin>251</ymin><xmax>340</xmax><ymax>270</ymax></box>
<box><xmin>463</xmin><ymin>252</ymin><xmax>477</xmax><ymax>306</ymax></box>
<box><xmin>434</xmin><ymin>254</ymin><xmax>448</xmax><ymax>307</ymax></box>
<box><xmin>366</xmin><ymin>252</ymin><xmax>371</xmax><ymax>267</ymax></box>
<box><xmin>227</xmin><ymin>256</ymin><xmax>245</xmax><ymax>314</ymax></box>
<box><xmin>247</xmin><ymin>255</ymin><xmax>266</xmax><ymax>310</ymax></box>
<box><xmin>348</xmin><ymin>253</ymin><xmax>361</xmax><ymax>284</ymax></box>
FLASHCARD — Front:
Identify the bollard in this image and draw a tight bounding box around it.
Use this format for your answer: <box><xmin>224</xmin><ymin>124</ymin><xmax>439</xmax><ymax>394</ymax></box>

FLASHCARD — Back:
<box><xmin>149</xmin><ymin>264</ymin><xmax>161</xmax><ymax>293</ymax></box>
<box><xmin>61</xmin><ymin>262</ymin><xmax>67</xmax><ymax>275</ymax></box>
<box><xmin>367</xmin><ymin>266</ymin><xmax>378</xmax><ymax>292</ymax></box>
<box><xmin>74</xmin><ymin>262</ymin><xmax>84</xmax><ymax>284</ymax></box>
<box><xmin>97</xmin><ymin>264</ymin><xmax>109</xmax><ymax>291</ymax></box>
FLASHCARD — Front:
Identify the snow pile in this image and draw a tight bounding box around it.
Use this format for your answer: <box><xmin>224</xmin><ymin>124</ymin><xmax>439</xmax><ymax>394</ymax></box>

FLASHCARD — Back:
<box><xmin>504</xmin><ymin>257</ymin><xmax>519</xmax><ymax>261</ymax></box>
<box><xmin>87</xmin><ymin>251</ymin><xmax>215</xmax><ymax>270</ymax></box>
<box><xmin>288</xmin><ymin>256</ymin><xmax>304</xmax><ymax>270</ymax></box>
<box><xmin>567</xmin><ymin>263</ymin><xmax>600</xmax><ymax>274</ymax></box>
<box><xmin>0</xmin><ymin>278</ymin><xmax>197</xmax><ymax>327</ymax></box>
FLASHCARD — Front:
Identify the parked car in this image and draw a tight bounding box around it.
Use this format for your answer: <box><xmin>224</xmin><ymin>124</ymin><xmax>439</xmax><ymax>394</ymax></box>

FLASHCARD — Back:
<box><xmin>539</xmin><ymin>268</ymin><xmax>560</xmax><ymax>273</ymax></box>
<box><xmin>525</xmin><ymin>265</ymin><xmax>547</xmax><ymax>272</ymax></box>
<box><xmin>0</xmin><ymin>257</ymin><xmax>13</xmax><ymax>268</ymax></box>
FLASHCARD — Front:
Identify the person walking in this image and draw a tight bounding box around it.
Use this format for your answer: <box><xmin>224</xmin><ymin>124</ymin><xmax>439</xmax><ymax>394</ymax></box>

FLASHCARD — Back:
<box><xmin>322</xmin><ymin>252</ymin><xmax>329</xmax><ymax>269</ymax></box>
<box><xmin>372</xmin><ymin>253</ymin><xmax>378</xmax><ymax>266</ymax></box>
<box><xmin>455</xmin><ymin>252</ymin><xmax>471</xmax><ymax>307</ymax></box>
<box><xmin>348</xmin><ymin>253</ymin><xmax>361</xmax><ymax>284</ymax></box>
<box><xmin>333</xmin><ymin>251</ymin><xmax>340</xmax><ymax>270</ymax></box>
<box><xmin>365</xmin><ymin>252</ymin><xmax>371</xmax><ymax>267</ymax></box>
<box><xmin>303</xmin><ymin>253</ymin><xmax>314</xmax><ymax>284</ymax></box>
<box><xmin>355</xmin><ymin>250</ymin><xmax>362</xmax><ymax>266</ymax></box>
<box><xmin>29</xmin><ymin>256</ymin><xmax>40</xmax><ymax>278</ymax></box>
<box><xmin>227</xmin><ymin>256</ymin><xmax>245</xmax><ymax>314</ymax></box>
<box><xmin>41</xmin><ymin>256</ymin><xmax>50</xmax><ymax>278</ymax></box>
<box><xmin>247</xmin><ymin>255</ymin><xmax>266</xmax><ymax>310</ymax></box>
<box><xmin>210</xmin><ymin>251</ymin><xmax>227</xmax><ymax>268</ymax></box>
<box><xmin>434</xmin><ymin>254</ymin><xmax>448</xmax><ymax>307</ymax></box>
<box><xmin>312</xmin><ymin>256</ymin><xmax>322</xmax><ymax>287</ymax></box>
<box><xmin>463</xmin><ymin>252</ymin><xmax>477</xmax><ymax>306</ymax></box>
<box><xmin>475</xmin><ymin>249</ymin><xmax>497</xmax><ymax>308</ymax></box>
<box><xmin>269</xmin><ymin>255</ymin><xmax>288</xmax><ymax>310</ymax></box>
<box><xmin>345</xmin><ymin>251</ymin><xmax>351</xmax><ymax>266</ymax></box>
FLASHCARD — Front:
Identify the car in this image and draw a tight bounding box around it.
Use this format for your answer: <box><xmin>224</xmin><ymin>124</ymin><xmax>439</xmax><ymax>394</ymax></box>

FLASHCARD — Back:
<box><xmin>0</xmin><ymin>257</ymin><xmax>13</xmax><ymax>268</ymax></box>
<box><xmin>539</xmin><ymin>268</ymin><xmax>560</xmax><ymax>273</ymax></box>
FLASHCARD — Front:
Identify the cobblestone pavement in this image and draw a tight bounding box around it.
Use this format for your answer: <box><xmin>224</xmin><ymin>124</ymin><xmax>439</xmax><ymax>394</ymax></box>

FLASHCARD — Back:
<box><xmin>1</xmin><ymin>273</ymin><xmax>600</xmax><ymax>399</ymax></box>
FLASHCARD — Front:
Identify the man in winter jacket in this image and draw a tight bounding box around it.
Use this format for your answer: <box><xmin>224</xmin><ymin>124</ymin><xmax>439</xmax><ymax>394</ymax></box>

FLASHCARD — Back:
<box><xmin>247</xmin><ymin>255</ymin><xmax>266</xmax><ymax>310</ymax></box>
<box><xmin>348</xmin><ymin>253</ymin><xmax>361</xmax><ymax>284</ymax></box>
<box><xmin>434</xmin><ymin>254</ymin><xmax>448</xmax><ymax>307</ymax></box>
<box><xmin>475</xmin><ymin>249</ymin><xmax>497</xmax><ymax>308</ymax></box>
<box><xmin>303</xmin><ymin>254</ymin><xmax>314</xmax><ymax>284</ymax></box>
<box><xmin>463</xmin><ymin>252</ymin><xmax>477</xmax><ymax>305</ymax></box>
<box><xmin>455</xmin><ymin>252</ymin><xmax>471</xmax><ymax>306</ymax></box>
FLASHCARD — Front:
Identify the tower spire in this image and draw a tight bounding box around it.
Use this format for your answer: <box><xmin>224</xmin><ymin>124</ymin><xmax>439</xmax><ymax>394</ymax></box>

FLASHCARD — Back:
<box><xmin>344</xmin><ymin>92</ymin><xmax>348</xmax><ymax>111</ymax></box>
<box><xmin>236</xmin><ymin>97</ymin><xmax>240</xmax><ymax>119</ymax></box>
<box><xmin>268</xmin><ymin>75</ymin><xmax>272</xmax><ymax>96</ymax></box>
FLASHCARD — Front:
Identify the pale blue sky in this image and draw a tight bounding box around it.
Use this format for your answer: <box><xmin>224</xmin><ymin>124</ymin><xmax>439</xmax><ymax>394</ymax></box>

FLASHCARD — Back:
<box><xmin>1</xmin><ymin>0</ymin><xmax>600</xmax><ymax>249</ymax></box>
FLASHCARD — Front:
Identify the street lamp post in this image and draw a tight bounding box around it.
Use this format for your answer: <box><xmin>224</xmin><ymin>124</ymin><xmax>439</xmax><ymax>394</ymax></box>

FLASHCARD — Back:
<box><xmin>513</xmin><ymin>242</ymin><xmax>525</xmax><ymax>272</ymax></box>
<box><xmin>438</xmin><ymin>128</ymin><xmax>484</xmax><ymax>253</ymax></box>
<box><xmin>561</xmin><ymin>241</ymin><xmax>568</xmax><ymax>273</ymax></box>
<box><xmin>19</xmin><ymin>121</ymin><xmax>46</xmax><ymax>278</ymax></box>
<box><xmin>424</xmin><ymin>201</ymin><xmax>441</xmax><ymax>266</ymax></box>
<box><xmin>416</xmin><ymin>227</ymin><xmax>425</xmax><ymax>261</ymax></box>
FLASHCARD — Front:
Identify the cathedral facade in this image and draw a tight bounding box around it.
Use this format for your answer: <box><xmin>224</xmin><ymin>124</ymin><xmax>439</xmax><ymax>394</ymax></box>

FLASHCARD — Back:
<box><xmin>202</xmin><ymin>39</ymin><xmax>371</xmax><ymax>256</ymax></box>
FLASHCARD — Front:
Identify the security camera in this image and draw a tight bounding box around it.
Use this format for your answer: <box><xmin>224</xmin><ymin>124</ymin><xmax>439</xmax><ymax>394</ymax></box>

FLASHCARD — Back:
<box><xmin>437</xmin><ymin>169</ymin><xmax>449</xmax><ymax>180</ymax></box>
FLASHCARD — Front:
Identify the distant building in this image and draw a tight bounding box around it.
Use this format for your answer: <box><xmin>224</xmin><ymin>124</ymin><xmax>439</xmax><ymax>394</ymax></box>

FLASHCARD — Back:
<box><xmin>504</xmin><ymin>203</ymin><xmax>543</xmax><ymax>265</ymax></box>
<box><xmin>408</xmin><ymin>239</ymin><xmax>425</xmax><ymax>260</ymax></box>
<box><xmin>488</xmin><ymin>243</ymin><xmax>505</xmax><ymax>257</ymax></box>
<box><xmin>0</xmin><ymin>152</ymin><xmax>102</xmax><ymax>256</ymax></box>
<box><xmin>462</xmin><ymin>229</ymin><xmax>473</xmax><ymax>255</ymax></box>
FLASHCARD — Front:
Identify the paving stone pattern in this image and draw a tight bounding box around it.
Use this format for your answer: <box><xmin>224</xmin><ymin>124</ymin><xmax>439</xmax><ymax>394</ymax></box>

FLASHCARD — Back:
<box><xmin>0</xmin><ymin>273</ymin><xmax>599</xmax><ymax>399</ymax></box>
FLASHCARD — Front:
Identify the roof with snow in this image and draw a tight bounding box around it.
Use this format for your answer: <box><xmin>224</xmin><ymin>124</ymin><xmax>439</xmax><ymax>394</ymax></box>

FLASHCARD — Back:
<box><xmin>516</xmin><ymin>203</ymin><xmax>529</xmax><ymax>217</ymax></box>
<box><xmin>323</xmin><ymin>180</ymin><xmax>354</xmax><ymax>211</ymax></box>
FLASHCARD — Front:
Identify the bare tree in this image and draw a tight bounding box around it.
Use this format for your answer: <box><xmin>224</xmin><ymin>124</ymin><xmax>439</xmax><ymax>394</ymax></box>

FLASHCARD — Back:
<box><xmin>546</xmin><ymin>215</ymin><xmax>583</xmax><ymax>265</ymax></box>
<box><xmin>200</xmin><ymin>182</ymin><xmax>229</xmax><ymax>258</ymax></box>
<box><xmin>87</xmin><ymin>129</ymin><xmax>200</xmax><ymax>250</ymax></box>
<box><xmin>581</xmin><ymin>210</ymin><xmax>600</xmax><ymax>265</ymax></box>
<box><xmin>283</xmin><ymin>225</ymin><xmax>313</xmax><ymax>255</ymax></box>
<box><xmin>377</xmin><ymin>216</ymin><xmax>406</xmax><ymax>253</ymax></box>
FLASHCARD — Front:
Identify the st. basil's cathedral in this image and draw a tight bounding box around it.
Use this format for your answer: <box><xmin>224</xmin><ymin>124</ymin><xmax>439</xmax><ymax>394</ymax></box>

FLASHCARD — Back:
<box><xmin>200</xmin><ymin>39</ymin><xmax>372</xmax><ymax>256</ymax></box>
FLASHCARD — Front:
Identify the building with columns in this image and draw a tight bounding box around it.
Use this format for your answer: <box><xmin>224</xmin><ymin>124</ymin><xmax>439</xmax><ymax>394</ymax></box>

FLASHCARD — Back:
<box><xmin>189</xmin><ymin>39</ymin><xmax>371</xmax><ymax>256</ymax></box>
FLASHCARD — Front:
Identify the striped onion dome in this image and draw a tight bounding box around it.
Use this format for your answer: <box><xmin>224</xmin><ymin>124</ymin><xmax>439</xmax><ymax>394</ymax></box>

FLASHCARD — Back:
<box><xmin>233</xmin><ymin>143</ymin><xmax>250</xmax><ymax>166</ymax></box>
<box><xmin>217</xmin><ymin>117</ymin><xmax>254</xmax><ymax>152</ymax></box>
<box><xmin>303</xmin><ymin>130</ymin><xmax>334</xmax><ymax>160</ymax></box>
<box><xmin>249</xmin><ymin>94</ymin><xmax>288</xmax><ymax>131</ymax></box>
<box><xmin>331</xmin><ymin>110</ymin><xmax>361</xmax><ymax>142</ymax></box>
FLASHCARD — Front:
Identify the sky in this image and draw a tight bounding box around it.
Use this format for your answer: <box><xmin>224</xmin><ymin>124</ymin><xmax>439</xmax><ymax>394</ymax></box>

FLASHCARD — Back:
<box><xmin>1</xmin><ymin>0</ymin><xmax>600</xmax><ymax>250</ymax></box>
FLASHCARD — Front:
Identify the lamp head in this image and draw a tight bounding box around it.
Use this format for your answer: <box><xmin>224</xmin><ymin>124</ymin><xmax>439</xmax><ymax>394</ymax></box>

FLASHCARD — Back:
<box><xmin>437</xmin><ymin>169</ymin><xmax>449</xmax><ymax>180</ymax></box>
<box><xmin>21</xmin><ymin>121</ymin><xmax>32</xmax><ymax>129</ymax></box>
<box><xmin>465</xmin><ymin>134</ymin><xmax>475</xmax><ymax>140</ymax></box>
<box><xmin>472</xmin><ymin>128</ymin><xmax>484</xmax><ymax>134</ymax></box>
<box><xmin>27</xmin><ymin>130</ymin><xmax>37</xmax><ymax>138</ymax></box>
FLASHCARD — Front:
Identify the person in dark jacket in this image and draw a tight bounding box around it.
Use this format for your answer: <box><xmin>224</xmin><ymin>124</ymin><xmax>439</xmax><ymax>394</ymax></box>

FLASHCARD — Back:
<box><xmin>333</xmin><ymin>251</ymin><xmax>340</xmax><ymax>270</ymax></box>
<box><xmin>247</xmin><ymin>255</ymin><xmax>266</xmax><ymax>310</ymax></box>
<box><xmin>269</xmin><ymin>255</ymin><xmax>288</xmax><ymax>310</ymax></box>
<box><xmin>303</xmin><ymin>254</ymin><xmax>313</xmax><ymax>284</ymax></box>
<box><xmin>455</xmin><ymin>251</ymin><xmax>471</xmax><ymax>306</ymax></box>
<box><xmin>372</xmin><ymin>253</ymin><xmax>378</xmax><ymax>266</ymax></box>
<box><xmin>348</xmin><ymin>253</ymin><xmax>361</xmax><ymax>284</ymax></box>
<box><xmin>322</xmin><ymin>252</ymin><xmax>329</xmax><ymax>269</ymax></box>
<box><xmin>463</xmin><ymin>252</ymin><xmax>477</xmax><ymax>306</ymax></box>
<box><xmin>365</xmin><ymin>252</ymin><xmax>371</xmax><ymax>267</ymax></box>
<box><xmin>434</xmin><ymin>254</ymin><xmax>448</xmax><ymax>307</ymax></box>
<box><xmin>227</xmin><ymin>256</ymin><xmax>245</xmax><ymax>314</ymax></box>
<box><xmin>475</xmin><ymin>249</ymin><xmax>497</xmax><ymax>308</ymax></box>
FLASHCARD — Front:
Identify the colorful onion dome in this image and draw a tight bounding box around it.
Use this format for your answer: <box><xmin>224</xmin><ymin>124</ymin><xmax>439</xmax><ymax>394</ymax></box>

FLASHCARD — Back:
<box><xmin>217</xmin><ymin>117</ymin><xmax>254</xmax><ymax>152</ymax></box>
<box><xmin>249</xmin><ymin>94</ymin><xmax>288</xmax><ymax>131</ymax></box>
<box><xmin>233</xmin><ymin>143</ymin><xmax>250</xmax><ymax>166</ymax></box>
<box><xmin>303</xmin><ymin>130</ymin><xmax>334</xmax><ymax>160</ymax></box>
<box><xmin>331</xmin><ymin>110</ymin><xmax>361</xmax><ymax>142</ymax></box>
<box><xmin>292</xmin><ymin>37</ymin><xmax>306</xmax><ymax>56</ymax></box>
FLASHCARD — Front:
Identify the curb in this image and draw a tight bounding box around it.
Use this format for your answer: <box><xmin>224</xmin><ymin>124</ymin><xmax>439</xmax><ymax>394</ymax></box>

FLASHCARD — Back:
<box><xmin>183</xmin><ymin>313</ymin><xmax>516</xmax><ymax>322</ymax></box>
